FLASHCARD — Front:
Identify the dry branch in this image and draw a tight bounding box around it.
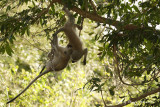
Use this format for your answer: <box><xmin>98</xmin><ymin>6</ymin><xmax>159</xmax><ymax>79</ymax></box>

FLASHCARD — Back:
<box><xmin>105</xmin><ymin>87</ymin><xmax>160</xmax><ymax>107</ymax></box>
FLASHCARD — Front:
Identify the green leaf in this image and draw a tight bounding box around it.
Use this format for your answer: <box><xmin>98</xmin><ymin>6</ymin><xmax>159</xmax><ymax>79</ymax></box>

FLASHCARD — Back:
<box><xmin>154</xmin><ymin>78</ymin><xmax>158</xmax><ymax>82</ymax></box>
<box><xmin>109</xmin><ymin>86</ymin><xmax>116</xmax><ymax>96</ymax></box>
<box><xmin>1</xmin><ymin>24</ymin><xmax>5</xmax><ymax>34</ymax></box>
<box><xmin>126</xmin><ymin>2</ymin><xmax>132</xmax><ymax>11</ymax></box>
<box><xmin>147</xmin><ymin>70</ymin><xmax>151</xmax><ymax>75</ymax></box>
<box><xmin>78</xmin><ymin>0</ymin><xmax>83</xmax><ymax>6</ymax></box>
<box><xmin>9</xmin><ymin>36</ymin><xmax>14</xmax><ymax>44</ymax></box>
<box><xmin>109</xmin><ymin>88</ymin><xmax>115</xmax><ymax>96</ymax></box>
<box><xmin>0</xmin><ymin>45</ymin><xmax>5</xmax><ymax>54</ymax></box>
<box><xmin>5</xmin><ymin>43</ymin><xmax>14</xmax><ymax>56</ymax></box>
<box><xmin>144</xmin><ymin>76</ymin><xmax>146</xmax><ymax>82</ymax></box>
<box><xmin>26</xmin><ymin>27</ymin><xmax>30</xmax><ymax>36</ymax></box>
<box><xmin>40</xmin><ymin>18</ymin><xmax>43</xmax><ymax>26</ymax></box>
<box><xmin>135</xmin><ymin>72</ymin><xmax>142</xmax><ymax>77</ymax></box>
<box><xmin>92</xmin><ymin>77</ymin><xmax>101</xmax><ymax>82</ymax></box>
<box><xmin>95</xmin><ymin>34</ymin><xmax>99</xmax><ymax>40</ymax></box>
<box><xmin>132</xmin><ymin>5</ymin><xmax>140</xmax><ymax>13</ymax></box>
<box><xmin>51</xmin><ymin>5</ymin><xmax>55</xmax><ymax>14</ymax></box>
<box><xmin>6</xmin><ymin>5</ymin><xmax>11</xmax><ymax>12</ymax></box>
<box><xmin>21</xmin><ymin>27</ymin><xmax>26</xmax><ymax>35</ymax></box>
<box><xmin>32</xmin><ymin>1</ymin><xmax>35</xmax><ymax>6</ymax></box>
<box><xmin>100</xmin><ymin>51</ymin><xmax>106</xmax><ymax>60</ymax></box>
<box><xmin>77</xmin><ymin>16</ymin><xmax>81</xmax><ymax>25</ymax></box>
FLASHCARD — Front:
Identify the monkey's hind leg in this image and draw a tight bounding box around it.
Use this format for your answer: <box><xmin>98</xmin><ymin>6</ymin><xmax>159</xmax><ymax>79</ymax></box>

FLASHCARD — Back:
<box><xmin>83</xmin><ymin>48</ymin><xmax>88</xmax><ymax>65</ymax></box>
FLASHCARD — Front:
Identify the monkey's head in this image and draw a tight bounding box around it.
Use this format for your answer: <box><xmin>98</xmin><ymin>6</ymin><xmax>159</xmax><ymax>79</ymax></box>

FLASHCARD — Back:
<box><xmin>63</xmin><ymin>46</ymin><xmax>73</xmax><ymax>58</ymax></box>
<box><xmin>70</xmin><ymin>51</ymin><xmax>82</xmax><ymax>63</ymax></box>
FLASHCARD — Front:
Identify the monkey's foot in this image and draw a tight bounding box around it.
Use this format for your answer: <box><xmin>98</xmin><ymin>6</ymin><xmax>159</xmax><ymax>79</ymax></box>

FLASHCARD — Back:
<box><xmin>83</xmin><ymin>59</ymin><xmax>86</xmax><ymax>65</ymax></box>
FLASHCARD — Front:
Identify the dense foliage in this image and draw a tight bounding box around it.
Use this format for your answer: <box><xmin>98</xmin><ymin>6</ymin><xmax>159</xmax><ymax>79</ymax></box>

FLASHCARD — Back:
<box><xmin>0</xmin><ymin>0</ymin><xmax>160</xmax><ymax>107</ymax></box>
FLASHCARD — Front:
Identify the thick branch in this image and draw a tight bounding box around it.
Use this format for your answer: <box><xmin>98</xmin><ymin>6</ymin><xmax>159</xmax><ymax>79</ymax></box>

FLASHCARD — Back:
<box><xmin>50</xmin><ymin>0</ymin><xmax>139</xmax><ymax>30</ymax></box>
<box><xmin>49</xmin><ymin>0</ymin><xmax>119</xmax><ymax>26</ymax></box>
<box><xmin>105</xmin><ymin>87</ymin><xmax>160</xmax><ymax>107</ymax></box>
<box><xmin>31</xmin><ymin>0</ymin><xmax>146</xmax><ymax>31</ymax></box>
<box><xmin>72</xmin><ymin>6</ymin><xmax>119</xmax><ymax>25</ymax></box>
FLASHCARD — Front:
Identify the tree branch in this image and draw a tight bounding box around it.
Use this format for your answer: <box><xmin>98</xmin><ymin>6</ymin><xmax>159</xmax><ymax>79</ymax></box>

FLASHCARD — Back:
<box><xmin>32</xmin><ymin>0</ymin><xmax>153</xmax><ymax>32</ymax></box>
<box><xmin>101</xmin><ymin>90</ymin><xmax>107</xmax><ymax>107</ymax></box>
<box><xmin>50</xmin><ymin>0</ymin><xmax>138</xmax><ymax>30</ymax></box>
<box><xmin>32</xmin><ymin>0</ymin><xmax>58</xmax><ymax>23</ymax></box>
<box><xmin>105</xmin><ymin>87</ymin><xmax>160</xmax><ymax>107</ymax></box>
<box><xmin>71</xmin><ymin>6</ymin><xmax>120</xmax><ymax>27</ymax></box>
<box><xmin>89</xmin><ymin>0</ymin><xmax>97</xmax><ymax>14</ymax></box>
<box><xmin>23</xmin><ymin>37</ymin><xmax>48</xmax><ymax>53</ymax></box>
<box><xmin>113</xmin><ymin>44</ymin><xmax>142</xmax><ymax>86</ymax></box>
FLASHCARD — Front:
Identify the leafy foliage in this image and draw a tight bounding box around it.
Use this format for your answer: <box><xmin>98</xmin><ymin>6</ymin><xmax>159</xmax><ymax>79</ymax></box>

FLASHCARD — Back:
<box><xmin>0</xmin><ymin>0</ymin><xmax>160</xmax><ymax>107</ymax></box>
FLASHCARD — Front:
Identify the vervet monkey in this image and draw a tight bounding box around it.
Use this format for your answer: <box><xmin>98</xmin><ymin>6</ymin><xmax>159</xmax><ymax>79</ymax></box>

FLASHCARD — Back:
<box><xmin>54</xmin><ymin>7</ymin><xmax>88</xmax><ymax>65</ymax></box>
<box><xmin>7</xmin><ymin>34</ymin><xmax>72</xmax><ymax>104</ymax></box>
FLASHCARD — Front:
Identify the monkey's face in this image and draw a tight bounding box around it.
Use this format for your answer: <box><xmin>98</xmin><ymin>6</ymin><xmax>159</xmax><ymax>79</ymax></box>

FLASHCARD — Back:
<box><xmin>70</xmin><ymin>51</ymin><xmax>82</xmax><ymax>63</ymax></box>
<box><xmin>67</xmin><ymin>44</ymin><xmax>72</xmax><ymax>48</ymax></box>
<box><xmin>63</xmin><ymin>47</ymin><xmax>73</xmax><ymax>57</ymax></box>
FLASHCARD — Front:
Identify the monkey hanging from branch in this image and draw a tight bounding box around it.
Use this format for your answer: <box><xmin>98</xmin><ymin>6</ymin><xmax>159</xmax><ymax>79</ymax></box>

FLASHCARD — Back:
<box><xmin>7</xmin><ymin>6</ymin><xmax>88</xmax><ymax>104</ymax></box>
<box><xmin>7</xmin><ymin>34</ymin><xmax>73</xmax><ymax>104</ymax></box>
<box><xmin>54</xmin><ymin>7</ymin><xmax>88</xmax><ymax>65</ymax></box>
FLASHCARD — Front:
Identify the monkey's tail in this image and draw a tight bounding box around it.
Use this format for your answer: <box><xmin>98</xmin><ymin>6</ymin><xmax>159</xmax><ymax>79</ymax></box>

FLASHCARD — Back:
<box><xmin>39</xmin><ymin>66</ymin><xmax>45</xmax><ymax>74</ymax></box>
<box><xmin>6</xmin><ymin>69</ymin><xmax>51</xmax><ymax>104</ymax></box>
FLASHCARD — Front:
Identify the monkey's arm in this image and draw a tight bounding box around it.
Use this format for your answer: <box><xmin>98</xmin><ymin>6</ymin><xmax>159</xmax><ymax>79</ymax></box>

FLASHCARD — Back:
<box><xmin>63</xmin><ymin>7</ymin><xmax>75</xmax><ymax>24</ymax></box>
<box><xmin>52</xmin><ymin>28</ymin><xmax>65</xmax><ymax>37</ymax></box>
<box><xmin>51</xmin><ymin>33</ymin><xmax>59</xmax><ymax>47</ymax></box>
<box><xmin>7</xmin><ymin>69</ymin><xmax>51</xmax><ymax>104</ymax></box>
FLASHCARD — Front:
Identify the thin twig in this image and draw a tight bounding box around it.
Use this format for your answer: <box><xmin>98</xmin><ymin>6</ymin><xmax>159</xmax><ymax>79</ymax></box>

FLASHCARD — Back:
<box><xmin>23</xmin><ymin>37</ymin><xmax>48</xmax><ymax>53</ymax></box>
<box><xmin>89</xmin><ymin>0</ymin><xmax>97</xmax><ymax>14</ymax></box>
<box><xmin>113</xmin><ymin>44</ymin><xmax>142</xmax><ymax>86</ymax></box>
<box><xmin>100</xmin><ymin>90</ymin><xmax>107</xmax><ymax>107</ymax></box>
